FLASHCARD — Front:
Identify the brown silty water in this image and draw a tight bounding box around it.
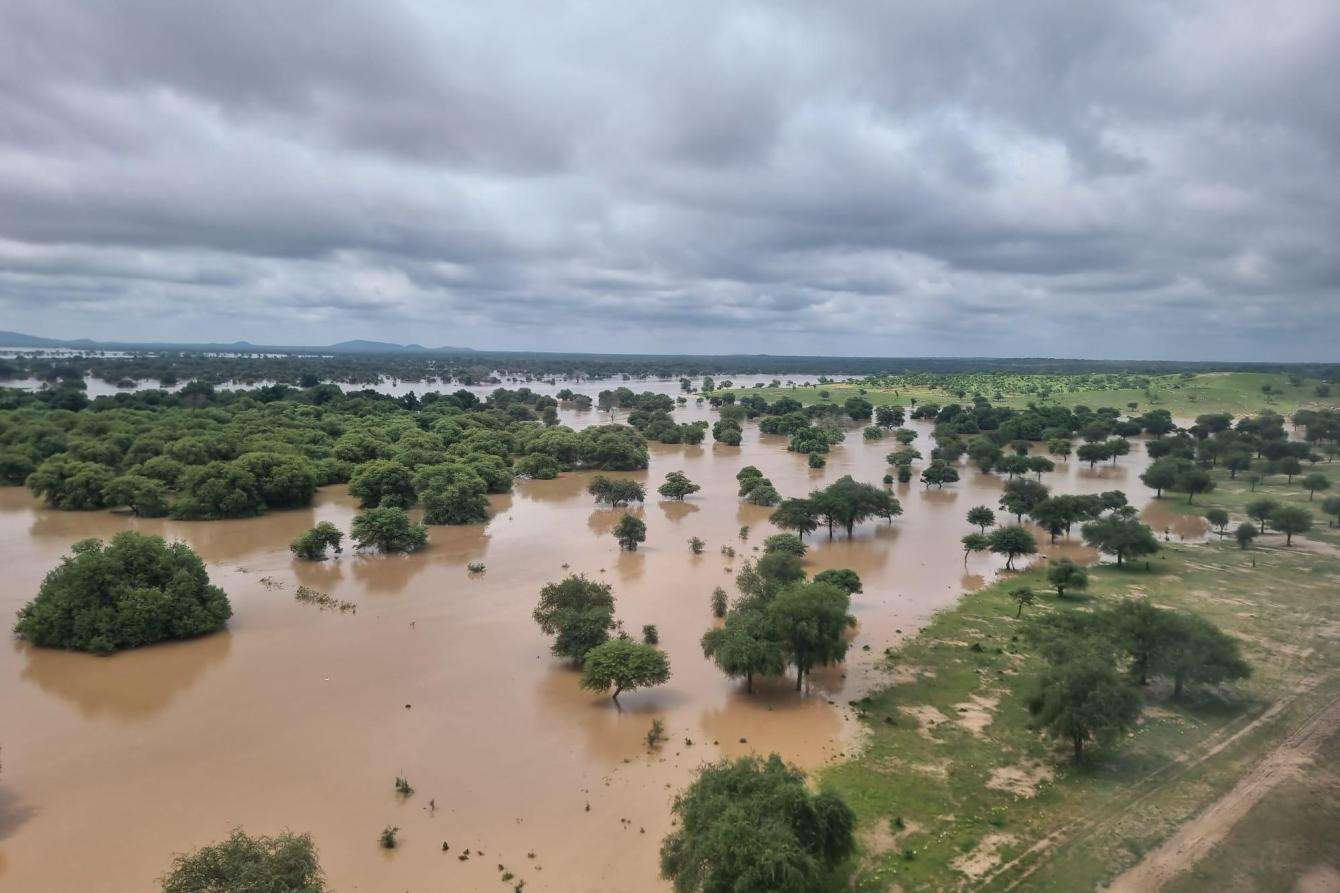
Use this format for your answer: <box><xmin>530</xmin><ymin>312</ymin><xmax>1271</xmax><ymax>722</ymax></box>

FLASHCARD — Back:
<box><xmin>0</xmin><ymin>396</ymin><xmax>1204</xmax><ymax>891</ymax></box>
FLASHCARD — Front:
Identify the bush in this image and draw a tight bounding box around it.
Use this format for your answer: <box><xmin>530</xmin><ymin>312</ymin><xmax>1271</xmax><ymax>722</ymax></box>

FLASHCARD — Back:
<box><xmin>350</xmin><ymin>507</ymin><xmax>428</xmax><ymax>553</ymax></box>
<box><xmin>159</xmin><ymin>828</ymin><xmax>326</xmax><ymax>893</ymax></box>
<box><xmin>15</xmin><ymin>532</ymin><xmax>231</xmax><ymax>655</ymax></box>
<box><xmin>533</xmin><ymin>575</ymin><xmax>616</xmax><ymax>662</ymax></box>
<box><xmin>290</xmin><ymin>522</ymin><xmax>344</xmax><ymax>560</ymax></box>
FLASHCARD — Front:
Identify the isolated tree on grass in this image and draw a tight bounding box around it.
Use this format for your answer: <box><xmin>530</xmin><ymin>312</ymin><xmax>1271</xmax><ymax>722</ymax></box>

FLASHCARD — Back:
<box><xmin>658</xmin><ymin>471</ymin><xmax>701</xmax><ymax>501</ymax></box>
<box><xmin>533</xmin><ymin>575</ymin><xmax>616</xmax><ymax>663</ymax></box>
<box><xmin>1271</xmin><ymin>505</ymin><xmax>1313</xmax><ymax>545</ymax></box>
<box><xmin>660</xmin><ymin>754</ymin><xmax>855</xmax><ymax>893</ymax></box>
<box><xmin>1234</xmin><ymin>522</ymin><xmax>1259</xmax><ymax>549</ymax></box>
<box><xmin>1011</xmin><ymin>586</ymin><xmax>1036</xmax><ymax>618</ymax></box>
<box><xmin>350</xmin><ymin>507</ymin><xmax>427</xmax><ymax>553</ymax></box>
<box><xmin>1302</xmin><ymin>472</ymin><xmax>1330</xmax><ymax>501</ymax></box>
<box><xmin>614</xmin><ymin>514</ymin><xmax>647</xmax><ymax>550</ymax></box>
<box><xmin>987</xmin><ymin>525</ymin><xmax>1038</xmax><ymax>571</ymax></box>
<box><xmin>1159</xmin><ymin>613</ymin><xmax>1251</xmax><ymax>698</ymax></box>
<box><xmin>1245</xmin><ymin>497</ymin><xmax>1281</xmax><ymax>532</ymax></box>
<box><xmin>1047</xmin><ymin>558</ymin><xmax>1089</xmax><ymax>598</ymax></box>
<box><xmin>580</xmin><ymin>637</ymin><xmax>670</xmax><ymax>704</ymax></box>
<box><xmin>1204</xmin><ymin>509</ymin><xmax>1230</xmax><ymax>536</ymax></box>
<box><xmin>290</xmin><ymin>522</ymin><xmax>344</xmax><ymax>560</ymax></box>
<box><xmin>159</xmin><ymin>828</ymin><xmax>326</xmax><ymax>893</ymax></box>
<box><xmin>1139</xmin><ymin>458</ymin><xmax>1183</xmax><ymax>498</ymax></box>
<box><xmin>1172</xmin><ymin>467</ymin><xmax>1215</xmax><ymax>504</ymax></box>
<box><xmin>1081</xmin><ymin>512</ymin><xmax>1159</xmax><ymax>568</ymax></box>
<box><xmin>1028</xmin><ymin>656</ymin><xmax>1141</xmax><ymax>763</ymax></box>
<box><xmin>767</xmin><ymin>581</ymin><xmax>854</xmax><ymax>691</ymax></box>
<box><xmin>1323</xmin><ymin>496</ymin><xmax>1340</xmax><ymax>528</ymax></box>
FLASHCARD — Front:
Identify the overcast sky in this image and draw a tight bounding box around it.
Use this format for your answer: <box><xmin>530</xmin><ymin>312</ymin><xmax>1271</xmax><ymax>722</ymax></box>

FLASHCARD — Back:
<box><xmin>2</xmin><ymin>1</ymin><xmax>1338</xmax><ymax>360</ymax></box>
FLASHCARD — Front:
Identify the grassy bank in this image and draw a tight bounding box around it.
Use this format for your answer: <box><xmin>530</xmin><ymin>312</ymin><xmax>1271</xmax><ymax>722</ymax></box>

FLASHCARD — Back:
<box><xmin>823</xmin><ymin>535</ymin><xmax>1340</xmax><ymax>890</ymax></box>
<box><xmin>723</xmin><ymin>371</ymin><xmax>1334</xmax><ymax>418</ymax></box>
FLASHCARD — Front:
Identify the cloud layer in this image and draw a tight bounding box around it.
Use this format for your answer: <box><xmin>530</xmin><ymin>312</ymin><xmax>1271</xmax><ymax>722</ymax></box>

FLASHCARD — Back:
<box><xmin>2</xmin><ymin>1</ymin><xmax>1338</xmax><ymax>359</ymax></box>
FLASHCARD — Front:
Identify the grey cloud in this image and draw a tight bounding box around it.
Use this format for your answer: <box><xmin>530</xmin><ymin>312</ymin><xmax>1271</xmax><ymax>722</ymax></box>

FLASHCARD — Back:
<box><xmin>0</xmin><ymin>0</ymin><xmax>1337</xmax><ymax>360</ymax></box>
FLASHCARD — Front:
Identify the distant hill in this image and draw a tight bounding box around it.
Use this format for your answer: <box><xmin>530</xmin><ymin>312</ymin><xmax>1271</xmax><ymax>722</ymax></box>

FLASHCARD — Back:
<box><xmin>0</xmin><ymin>330</ymin><xmax>473</xmax><ymax>354</ymax></box>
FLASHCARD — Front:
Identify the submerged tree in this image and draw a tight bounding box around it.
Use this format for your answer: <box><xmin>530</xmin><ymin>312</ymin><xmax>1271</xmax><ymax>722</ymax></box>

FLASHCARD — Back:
<box><xmin>660</xmin><ymin>754</ymin><xmax>855</xmax><ymax>893</ymax></box>
<box><xmin>533</xmin><ymin>575</ymin><xmax>616</xmax><ymax>663</ymax></box>
<box><xmin>658</xmin><ymin>470</ymin><xmax>701</xmax><ymax>501</ymax></box>
<box><xmin>614</xmin><ymin>513</ymin><xmax>647</xmax><ymax>550</ymax></box>
<box><xmin>290</xmin><ymin>521</ymin><xmax>344</xmax><ymax>560</ymax></box>
<box><xmin>701</xmin><ymin>609</ymin><xmax>785</xmax><ymax>694</ymax></box>
<box><xmin>350</xmin><ymin>507</ymin><xmax>427</xmax><ymax>553</ymax></box>
<box><xmin>580</xmin><ymin>637</ymin><xmax>670</xmax><ymax>704</ymax></box>
<box><xmin>987</xmin><ymin>525</ymin><xmax>1037</xmax><ymax>571</ymax></box>
<box><xmin>16</xmin><ymin>532</ymin><xmax>232</xmax><ymax>655</ymax></box>
<box><xmin>766</xmin><ymin>581</ymin><xmax>854</xmax><ymax>690</ymax></box>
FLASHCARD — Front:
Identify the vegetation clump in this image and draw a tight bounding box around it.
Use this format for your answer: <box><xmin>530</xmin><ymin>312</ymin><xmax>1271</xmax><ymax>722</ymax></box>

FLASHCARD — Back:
<box><xmin>290</xmin><ymin>522</ymin><xmax>343</xmax><ymax>560</ymax></box>
<box><xmin>580</xmin><ymin>637</ymin><xmax>671</xmax><ymax>703</ymax></box>
<box><xmin>159</xmin><ymin>828</ymin><xmax>326</xmax><ymax>893</ymax></box>
<box><xmin>15</xmin><ymin>531</ymin><xmax>231</xmax><ymax>654</ymax></box>
<box><xmin>533</xmin><ymin>575</ymin><xmax>616</xmax><ymax>662</ymax></box>
<box><xmin>350</xmin><ymin>507</ymin><xmax>428</xmax><ymax>553</ymax></box>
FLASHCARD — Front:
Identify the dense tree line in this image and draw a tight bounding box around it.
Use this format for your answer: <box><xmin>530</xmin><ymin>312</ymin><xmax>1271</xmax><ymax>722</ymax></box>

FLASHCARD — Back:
<box><xmin>0</xmin><ymin>383</ymin><xmax>652</xmax><ymax>525</ymax></box>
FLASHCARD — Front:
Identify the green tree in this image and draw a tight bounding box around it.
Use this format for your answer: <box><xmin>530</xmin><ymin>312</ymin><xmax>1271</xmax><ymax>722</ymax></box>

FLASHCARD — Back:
<box><xmin>1204</xmin><ymin>508</ymin><xmax>1230</xmax><ymax>535</ymax></box>
<box><xmin>1245</xmin><ymin>497</ymin><xmax>1281</xmax><ymax>532</ymax></box>
<box><xmin>415</xmin><ymin>462</ymin><xmax>490</xmax><ymax>524</ymax></box>
<box><xmin>614</xmin><ymin>514</ymin><xmax>647</xmax><ymax>550</ymax></box>
<box><xmin>159</xmin><ymin>828</ymin><xmax>326</xmax><ymax>893</ymax></box>
<box><xmin>290</xmin><ymin>522</ymin><xmax>343</xmax><ymax>560</ymax></box>
<box><xmin>1081</xmin><ymin>512</ymin><xmax>1159</xmax><ymax>568</ymax></box>
<box><xmin>580</xmin><ymin>637</ymin><xmax>670</xmax><ymax>703</ymax></box>
<box><xmin>813</xmin><ymin>568</ymin><xmax>862</xmax><ymax>594</ymax></box>
<box><xmin>1271</xmin><ymin>505</ymin><xmax>1313</xmax><ymax>545</ymax></box>
<box><xmin>27</xmin><ymin>455</ymin><xmax>115</xmax><ymax>510</ymax></box>
<box><xmin>233</xmin><ymin>452</ymin><xmax>318</xmax><ymax>509</ymax></box>
<box><xmin>762</xmin><ymin>533</ymin><xmax>807</xmax><ymax>556</ymax></box>
<box><xmin>767</xmin><ymin>581</ymin><xmax>853</xmax><ymax>690</ymax></box>
<box><xmin>702</xmin><ymin>609</ymin><xmax>785</xmax><ymax>693</ymax></box>
<box><xmin>999</xmin><ymin>478</ymin><xmax>1049</xmax><ymax>523</ymax></box>
<box><xmin>987</xmin><ymin>525</ymin><xmax>1037</xmax><ymax>570</ymax></box>
<box><xmin>1028</xmin><ymin>656</ymin><xmax>1141</xmax><ymax>763</ymax></box>
<box><xmin>103</xmin><ymin>474</ymin><xmax>169</xmax><ymax>517</ymax></box>
<box><xmin>1234</xmin><ymin>522</ymin><xmax>1259</xmax><ymax>549</ymax></box>
<box><xmin>533</xmin><ymin>575</ymin><xmax>616</xmax><ymax>662</ymax></box>
<box><xmin>966</xmin><ymin>505</ymin><xmax>996</xmax><ymax>531</ymax></box>
<box><xmin>1172</xmin><ymin>466</ymin><xmax>1215</xmax><ymax>504</ymax></box>
<box><xmin>1159</xmin><ymin>613</ymin><xmax>1251</xmax><ymax>698</ymax></box>
<box><xmin>920</xmin><ymin>460</ymin><xmax>959</xmax><ymax>488</ymax></box>
<box><xmin>660</xmin><ymin>754</ymin><xmax>855</xmax><ymax>893</ymax></box>
<box><xmin>348</xmin><ymin>459</ymin><xmax>417</xmax><ymax>509</ymax></box>
<box><xmin>961</xmin><ymin>532</ymin><xmax>989</xmax><ymax>564</ymax></box>
<box><xmin>1011</xmin><ymin>586</ymin><xmax>1036</xmax><ymax>618</ymax></box>
<box><xmin>1047</xmin><ymin>558</ymin><xmax>1089</xmax><ymax>598</ymax></box>
<box><xmin>589</xmin><ymin>475</ymin><xmax>647</xmax><ymax>506</ymax></box>
<box><xmin>770</xmin><ymin>498</ymin><xmax>820</xmax><ymax>539</ymax></box>
<box><xmin>1322</xmin><ymin>496</ymin><xmax>1340</xmax><ymax>528</ymax></box>
<box><xmin>350</xmin><ymin>507</ymin><xmax>428</xmax><ymax>553</ymax></box>
<box><xmin>1302</xmin><ymin>472</ymin><xmax>1330</xmax><ymax>501</ymax></box>
<box><xmin>658</xmin><ymin>470</ymin><xmax>701</xmax><ymax>501</ymax></box>
<box><xmin>14</xmin><ymin>532</ymin><xmax>231</xmax><ymax>655</ymax></box>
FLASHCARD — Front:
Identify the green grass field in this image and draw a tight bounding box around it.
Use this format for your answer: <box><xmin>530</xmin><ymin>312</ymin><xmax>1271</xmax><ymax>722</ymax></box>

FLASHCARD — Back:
<box><xmin>823</xmin><ymin>535</ymin><xmax>1340</xmax><ymax>890</ymax></box>
<box><xmin>1154</xmin><ymin>461</ymin><xmax>1340</xmax><ymax>549</ymax></box>
<box><xmin>724</xmin><ymin>371</ymin><xmax>1336</xmax><ymax>419</ymax></box>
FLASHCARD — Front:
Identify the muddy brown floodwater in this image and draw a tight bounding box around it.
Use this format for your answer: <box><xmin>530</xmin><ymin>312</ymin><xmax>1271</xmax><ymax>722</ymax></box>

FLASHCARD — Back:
<box><xmin>0</xmin><ymin>399</ymin><xmax>1202</xmax><ymax>891</ymax></box>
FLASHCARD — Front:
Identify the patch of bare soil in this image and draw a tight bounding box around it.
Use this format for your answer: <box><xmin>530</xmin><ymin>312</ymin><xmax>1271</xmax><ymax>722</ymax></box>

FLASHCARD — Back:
<box><xmin>1294</xmin><ymin>864</ymin><xmax>1340</xmax><ymax>893</ymax></box>
<box><xmin>985</xmin><ymin>761</ymin><xmax>1054</xmax><ymax>798</ymax></box>
<box><xmin>952</xmin><ymin>833</ymin><xmax>1017</xmax><ymax>881</ymax></box>
<box><xmin>952</xmin><ymin>692</ymin><xmax>1000</xmax><ymax>737</ymax></box>
<box><xmin>1105</xmin><ymin>692</ymin><xmax>1340</xmax><ymax>892</ymax></box>
<box><xmin>901</xmin><ymin>705</ymin><xmax>952</xmax><ymax>741</ymax></box>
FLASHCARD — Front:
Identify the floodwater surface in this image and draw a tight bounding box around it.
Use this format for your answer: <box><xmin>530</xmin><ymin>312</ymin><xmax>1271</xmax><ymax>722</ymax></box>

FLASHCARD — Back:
<box><xmin>0</xmin><ymin>399</ymin><xmax>1197</xmax><ymax>891</ymax></box>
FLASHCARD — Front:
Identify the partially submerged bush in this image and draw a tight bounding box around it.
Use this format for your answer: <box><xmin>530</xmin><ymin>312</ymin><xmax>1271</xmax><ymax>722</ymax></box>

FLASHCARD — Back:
<box><xmin>15</xmin><ymin>532</ymin><xmax>231</xmax><ymax>654</ymax></box>
<box><xmin>159</xmin><ymin>828</ymin><xmax>325</xmax><ymax>893</ymax></box>
<box><xmin>290</xmin><ymin>522</ymin><xmax>343</xmax><ymax>560</ymax></box>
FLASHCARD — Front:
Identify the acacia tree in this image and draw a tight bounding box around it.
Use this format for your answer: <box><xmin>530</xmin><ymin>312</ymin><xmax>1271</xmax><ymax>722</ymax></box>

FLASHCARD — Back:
<box><xmin>1028</xmin><ymin>656</ymin><xmax>1141</xmax><ymax>763</ymax></box>
<box><xmin>1011</xmin><ymin>586</ymin><xmax>1036</xmax><ymax>618</ymax></box>
<box><xmin>1323</xmin><ymin>496</ymin><xmax>1340</xmax><ymax>528</ymax></box>
<box><xmin>1271</xmin><ymin>505</ymin><xmax>1313</xmax><ymax>545</ymax></box>
<box><xmin>999</xmin><ymin>478</ymin><xmax>1049</xmax><ymax>523</ymax></box>
<box><xmin>1245</xmin><ymin>497</ymin><xmax>1281</xmax><ymax>532</ymax></box>
<box><xmin>1081</xmin><ymin>511</ymin><xmax>1159</xmax><ymax>568</ymax></box>
<box><xmin>589</xmin><ymin>475</ymin><xmax>646</xmax><ymax>507</ymax></box>
<box><xmin>659</xmin><ymin>754</ymin><xmax>855</xmax><ymax>892</ymax></box>
<box><xmin>961</xmin><ymin>532</ymin><xmax>989</xmax><ymax>564</ymax></box>
<box><xmin>1159</xmin><ymin>613</ymin><xmax>1251</xmax><ymax>698</ymax></box>
<box><xmin>766</xmin><ymin>581</ymin><xmax>854</xmax><ymax>691</ymax></box>
<box><xmin>966</xmin><ymin>505</ymin><xmax>996</xmax><ymax>531</ymax></box>
<box><xmin>1303</xmin><ymin>473</ymin><xmax>1330</xmax><ymax>501</ymax></box>
<box><xmin>1234</xmin><ymin>522</ymin><xmax>1259</xmax><ymax>549</ymax></box>
<box><xmin>1204</xmin><ymin>509</ymin><xmax>1230</xmax><ymax>535</ymax></box>
<box><xmin>533</xmin><ymin>575</ymin><xmax>616</xmax><ymax>663</ymax></box>
<box><xmin>770</xmin><ymin>498</ymin><xmax>819</xmax><ymax>539</ymax></box>
<box><xmin>580</xmin><ymin>637</ymin><xmax>670</xmax><ymax>704</ymax></box>
<box><xmin>658</xmin><ymin>471</ymin><xmax>701</xmax><ymax>501</ymax></box>
<box><xmin>1047</xmin><ymin>558</ymin><xmax>1089</xmax><ymax>598</ymax></box>
<box><xmin>987</xmin><ymin>525</ymin><xmax>1037</xmax><ymax>571</ymax></box>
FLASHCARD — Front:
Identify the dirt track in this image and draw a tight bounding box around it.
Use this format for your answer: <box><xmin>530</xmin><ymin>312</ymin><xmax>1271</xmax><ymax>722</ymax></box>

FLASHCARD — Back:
<box><xmin>1104</xmin><ymin>692</ymin><xmax>1340</xmax><ymax>892</ymax></box>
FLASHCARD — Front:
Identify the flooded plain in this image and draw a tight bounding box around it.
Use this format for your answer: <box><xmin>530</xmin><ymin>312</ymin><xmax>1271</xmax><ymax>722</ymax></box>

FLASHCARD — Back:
<box><xmin>0</xmin><ymin>396</ymin><xmax>1200</xmax><ymax>891</ymax></box>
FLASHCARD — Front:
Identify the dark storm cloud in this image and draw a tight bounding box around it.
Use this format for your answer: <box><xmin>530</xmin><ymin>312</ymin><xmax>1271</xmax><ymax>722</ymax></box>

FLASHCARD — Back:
<box><xmin>1</xmin><ymin>0</ymin><xmax>1338</xmax><ymax>360</ymax></box>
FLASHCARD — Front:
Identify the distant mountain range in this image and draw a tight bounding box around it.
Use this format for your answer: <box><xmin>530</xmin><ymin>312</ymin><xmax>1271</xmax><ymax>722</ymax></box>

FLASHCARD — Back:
<box><xmin>0</xmin><ymin>330</ymin><xmax>473</xmax><ymax>354</ymax></box>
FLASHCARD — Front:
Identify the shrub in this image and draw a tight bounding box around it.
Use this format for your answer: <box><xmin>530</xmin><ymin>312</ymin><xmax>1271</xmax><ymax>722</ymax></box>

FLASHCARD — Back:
<box><xmin>350</xmin><ymin>507</ymin><xmax>428</xmax><ymax>553</ymax></box>
<box><xmin>159</xmin><ymin>829</ymin><xmax>326</xmax><ymax>893</ymax></box>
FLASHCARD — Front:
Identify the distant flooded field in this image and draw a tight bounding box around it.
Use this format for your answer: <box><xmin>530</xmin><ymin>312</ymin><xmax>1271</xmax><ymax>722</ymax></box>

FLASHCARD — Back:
<box><xmin>0</xmin><ymin>397</ymin><xmax>1195</xmax><ymax>891</ymax></box>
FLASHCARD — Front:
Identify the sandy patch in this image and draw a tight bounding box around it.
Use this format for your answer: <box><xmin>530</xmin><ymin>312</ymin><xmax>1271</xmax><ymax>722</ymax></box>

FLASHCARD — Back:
<box><xmin>902</xmin><ymin>705</ymin><xmax>952</xmax><ymax>741</ymax></box>
<box><xmin>952</xmin><ymin>833</ymin><xmax>1017</xmax><ymax>880</ymax></box>
<box><xmin>952</xmin><ymin>692</ymin><xmax>1000</xmax><ymax>737</ymax></box>
<box><xmin>985</xmin><ymin>761</ymin><xmax>1054</xmax><ymax>798</ymax></box>
<box><xmin>1294</xmin><ymin>864</ymin><xmax>1340</xmax><ymax>893</ymax></box>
